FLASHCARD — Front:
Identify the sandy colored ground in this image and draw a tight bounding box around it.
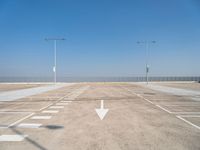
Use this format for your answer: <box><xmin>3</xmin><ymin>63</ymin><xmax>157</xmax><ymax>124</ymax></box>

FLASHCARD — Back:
<box><xmin>0</xmin><ymin>83</ymin><xmax>200</xmax><ymax>150</ymax></box>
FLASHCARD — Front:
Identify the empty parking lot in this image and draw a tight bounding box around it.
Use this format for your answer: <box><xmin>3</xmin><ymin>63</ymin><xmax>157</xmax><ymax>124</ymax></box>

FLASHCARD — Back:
<box><xmin>0</xmin><ymin>82</ymin><xmax>200</xmax><ymax>150</ymax></box>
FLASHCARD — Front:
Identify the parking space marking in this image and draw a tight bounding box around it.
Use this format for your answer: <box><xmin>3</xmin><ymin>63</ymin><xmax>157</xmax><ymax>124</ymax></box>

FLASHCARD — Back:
<box><xmin>49</xmin><ymin>106</ymin><xmax>64</xmax><ymax>109</ymax></box>
<box><xmin>0</xmin><ymin>111</ymin><xmax>31</xmax><ymax>114</ymax></box>
<box><xmin>156</xmin><ymin>105</ymin><xmax>172</xmax><ymax>114</ymax></box>
<box><xmin>63</xmin><ymin>100</ymin><xmax>72</xmax><ymax>103</ymax></box>
<box><xmin>8</xmin><ymin>113</ymin><xmax>35</xmax><ymax>128</ymax></box>
<box><xmin>138</xmin><ymin>95</ymin><xmax>154</xmax><ymax>104</ymax></box>
<box><xmin>17</xmin><ymin>123</ymin><xmax>42</xmax><ymax>128</ymax></box>
<box><xmin>0</xmin><ymin>135</ymin><xmax>28</xmax><ymax>142</ymax></box>
<box><xmin>60</xmin><ymin>100</ymin><xmax>70</xmax><ymax>103</ymax></box>
<box><xmin>177</xmin><ymin>115</ymin><xmax>200</xmax><ymax>117</ymax></box>
<box><xmin>172</xmin><ymin>112</ymin><xmax>200</xmax><ymax>114</ymax></box>
<box><xmin>0</xmin><ymin>85</ymin><xmax>87</xmax><ymax>130</ymax></box>
<box><xmin>31</xmin><ymin>116</ymin><xmax>52</xmax><ymax>120</ymax></box>
<box><xmin>56</xmin><ymin>103</ymin><xmax>68</xmax><ymax>105</ymax></box>
<box><xmin>163</xmin><ymin>104</ymin><xmax>200</xmax><ymax>107</ymax></box>
<box><xmin>154</xmin><ymin>104</ymin><xmax>200</xmax><ymax>114</ymax></box>
<box><xmin>0</xmin><ymin>86</ymin><xmax>89</xmax><ymax>130</ymax></box>
<box><xmin>0</xmin><ymin>126</ymin><xmax>9</xmax><ymax>129</ymax></box>
<box><xmin>0</xmin><ymin>109</ymin><xmax>41</xmax><ymax>112</ymax></box>
<box><xmin>125</xmin><ymin>85</ymin><xmax>200</xmax><ymax>130</ymax></box>
<box><xmin>122</xmin><ymin>87</ymin><xmax>154</xmax><ymax>104</ymax></box>
<box><xmin>38</xmin><ymin>103</ymin><xmax>53</xmax><ymax>111</ymax></box>
<box><xmin>42</xmin><ymin>110</ymin><xmax>59</xmax><ymax>113</ymax></box>
<box><xmin>176</xmin><ymin>116</ymin><xmax>200</xmax><ymax>130</ymax></box>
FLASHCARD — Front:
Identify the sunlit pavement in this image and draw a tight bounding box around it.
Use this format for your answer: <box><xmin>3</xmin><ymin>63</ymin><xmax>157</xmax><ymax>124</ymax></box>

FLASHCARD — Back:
<box><xmin>0</xmin><ymin>82</ymin><xmax>200</xmax><ymax>150</ymax></box>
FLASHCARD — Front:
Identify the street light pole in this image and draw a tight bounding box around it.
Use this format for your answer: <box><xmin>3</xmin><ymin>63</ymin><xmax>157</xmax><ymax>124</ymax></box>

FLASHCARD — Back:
<box><xmin>45</xmin><ymin>38</ymin><xmax>65</xmax><ymax>84</ymax></box>
<box><xmin>145</xmin><ymin>41</ymin><xmax>149</xmax><ymax>85</ymax></box>
<box><xmin>54</xmin><ymin>40</ymin><xmax>57</xmax><ymax>84</ymax></box>
<box><xmin>137</xmin><ymin>40</ymin><xmax>156</xmax><ymax>85</ymax></box>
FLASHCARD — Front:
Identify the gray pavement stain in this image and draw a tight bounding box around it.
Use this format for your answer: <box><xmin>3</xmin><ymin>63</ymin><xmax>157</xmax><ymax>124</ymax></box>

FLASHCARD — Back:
<box><xmin>44</xmin><ymin>125</ymin><xmax>64</xmax><ymax>130</ymax></box>
<box><xmin>11</xmin><ymin>128</ymin><xmax>48</xmax><ymax>150</ymax></box>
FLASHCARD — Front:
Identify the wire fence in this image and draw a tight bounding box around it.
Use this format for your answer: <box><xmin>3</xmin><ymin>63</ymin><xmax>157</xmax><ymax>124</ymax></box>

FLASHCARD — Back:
<box><xmin>0</xmin><ymin>76</ymin><xmax>200</xmax><ymax>83</ymax></box>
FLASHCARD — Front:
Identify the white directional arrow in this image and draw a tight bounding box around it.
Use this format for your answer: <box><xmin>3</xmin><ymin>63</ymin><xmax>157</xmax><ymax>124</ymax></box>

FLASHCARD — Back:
<box><xmin>95</xmin><ymin>100</ymin><xmax>109</xmax><ymax>120</ymax></box>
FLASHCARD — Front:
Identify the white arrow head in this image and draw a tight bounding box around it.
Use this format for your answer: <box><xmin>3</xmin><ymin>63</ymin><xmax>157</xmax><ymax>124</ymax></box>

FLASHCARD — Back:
<box><xmin>95</xmin><ymin>108</ymin><xmax>109</xmax><ymax>120</ymax></box>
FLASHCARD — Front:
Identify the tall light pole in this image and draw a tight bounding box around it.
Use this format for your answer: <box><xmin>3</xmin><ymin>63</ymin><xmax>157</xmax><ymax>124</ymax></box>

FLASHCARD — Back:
<box><xmin>137</xmin><ymin>40</ymin><xmax>156</xmax><ymax>85</ymax></box>
<box><xmin>45</xmin><ymin>38</ymin><xmax>65</xmax><ymax>84</ymax></box>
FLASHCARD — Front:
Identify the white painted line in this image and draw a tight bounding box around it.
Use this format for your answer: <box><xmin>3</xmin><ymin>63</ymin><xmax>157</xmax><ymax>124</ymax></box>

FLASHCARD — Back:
<box><xmin>0</xmin><ymin>109</ymin><xmax>40</xmax><ymax>112</ymax></box>
<box><xmin>46</xmin><ymin>97</ymin><xmax>60</xmax><ymax>99</ymax></box>
<box><xmin>149</xmin><ymin>98</ymin><xmax>170</xmax><ymax>100</ymax></box>
<box><xmin>163</xmin><ymin>104</ymin><xmax>200</xmax><ymax>107</ymax></box>
<box><xmin>8</xmin><ymin>113</ymin><xmax>35</xmax><ymax>127</ymax></box>
<box><xmin>42</xmin><ymin>110</ymin><xmax>59</xmax><ymax>113</ymax></box>
<box><xmin>64</xmin><ymin>98</ymin><xmax>73</xmax><ymax>101</ymax></box>
<box><xmin>49</xmin><ymin>106</ymin><xmax>64</xmax><ymax>109</ymax></box>
<box><xmin>60</xmin><ymin>101</ymin><xmax>69</xmax><ymax>103</ymax></box>
<box><xmin>0</xmin><ymin>111</ymin><xmax>31</xmax><ymax>114</ymax></box>
<box><xmin>65</xmin><ymin>100</ymin><xmax>72</xmax><ymax>103</ymax></box>
<box><xmin>56</xmin><ymin>103</ymin><xmax>68</xmax><ymax>105</ymax></box>
<box><xmin>122</xmin><ymin>87</ymin><xmax>154</xmax><ymax>104</ymax></box>
<box><xmin>178</xmin><ymin>115</ymin><xmax>200</xmax><ymax>118</ymax></box>
<box><xmin>176</xmin><ymin>116</ymin><xmax>200</xmax><ymax>130</ymax></box>
<box><xmin>17</xmin><ymin>123</ymin><xmax>42</xmax><ymax>128</ymax></box>
<box><xmin>142</xmin><ymin>97</ymin><xmax>154</xmax><ymax>104</ymax></box>
<box><xmin>0</xmin><ymin>135</ymin><xmax>27</xmax><ymax>142</ymax></box>
<box><xmin>31</xmin><ymin>116</ymin><xmax>52</xmax><ymax>120</ymax></box>
<box><xmin>0</xmin><ymin>127</ymin><xmax>9</xmax><ymax>129</ymax></box>
<box><xmin>171</xmin><ymin>112</ymin><xmax>200</xmax><ymax>114</ymax></box>
<box><xmin>39</xmin><ymin>103</ymin><xmax>53</xmax><ymax>111</ymax></box>
<box><xmin>156</xmin><ymin>105</ymin><xmax>172</xmax><ymax>114</ymax></box>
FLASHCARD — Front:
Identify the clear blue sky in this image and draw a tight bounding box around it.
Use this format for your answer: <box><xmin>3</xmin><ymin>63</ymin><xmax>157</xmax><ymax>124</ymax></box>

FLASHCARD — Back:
<box><xmin>0</xmin><ymin>0</ymin><xmax>200</xmax><ymax>77</ymax></box>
